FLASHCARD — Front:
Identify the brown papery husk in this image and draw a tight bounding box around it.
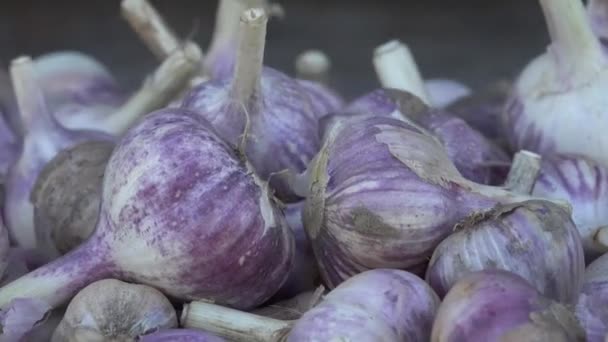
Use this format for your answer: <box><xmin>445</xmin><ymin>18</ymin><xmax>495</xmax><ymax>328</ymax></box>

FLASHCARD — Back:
<box><xmin>32</xmin><ymin>140</ymin><xmax>114</xmax><ymax>257</ymax></box>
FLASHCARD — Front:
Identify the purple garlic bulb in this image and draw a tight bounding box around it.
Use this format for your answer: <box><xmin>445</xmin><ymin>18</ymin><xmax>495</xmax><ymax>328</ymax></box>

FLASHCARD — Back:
<box><xmin>588</xmin><ymin>0</ymin><xmax>608</xmax><ymax>49</ymax></box>
<box><xmin>4</xmin><ymin>56</ymin><xmax>113</xmax><ymax>250</ymax></box>
<box><xmin>504</xmin><ymin>0</ymin><xmax>608</xmax><ymax>165</ymax></box>
<box><xmin>424</xmin><ymin>78</ymin><xmax>472</xmax><ymax>108</ymax></box>
<box><xmin>287</xmin><ymin>269</ymin><xmax>439</xmax><ymax>342</ymax></box>
<box><xmin>182</xmin><ymin>9</ymin><xmax>319</xmax><ymax>201</ymax></box>
<box><xmin>34</xmin><ymin>51</ymin><xmax>123</xmax><ymax>112</ymax></box>
<box><xmin>304</xmin><ymin>114</ymin><xmax>532</xmax><ymax>288</ymax></box>
<box><xmin>271</xmin><ymin>201</ymin><xmax>319</xmax><ymax>301</ymax></box>
<box><xmin>426</xmin><ymin>200</ymin><xmax>584</xmax><ymax>304</ymax></box>
<box><xmin>431</xmin><ymin>270</ymin><xmax>585</xmax><ymax>342</ymax></box>
<box><xmin>0</xmin><ymin>107</ymin><xmax>294</xmax><ymax>312</ymax></box>
<box><xmin>45</xmin><ymin>48</ymin><xmax>200</xmax><ymax>136</ymax></box>
<box><xmin>448</xmin><ymin>80</ymin><xmax>512</xmax><ymax>149</ymax></box>
<box><xmin>140</xmin><ymin>329</ymin><xmax>226</xmax><ymax>342</ymax></box>
<box><xmin>576</xmin><ymin>252</ymin><xmax>608</xmax><ymax>342</ymax></box>
<box><xmin>346</xmin><ymin>87</ymin><xmax>510</xmax><ymax>185</ymax></box>
<box><xmin>360</xmin><ymin>40</ymin><xmax>511</xmax><ymax>185</ymax></box>
<box><xmin>532</xmin><ymin>154</ymin><xmax>608</xmax><ymax>261</ymax></box>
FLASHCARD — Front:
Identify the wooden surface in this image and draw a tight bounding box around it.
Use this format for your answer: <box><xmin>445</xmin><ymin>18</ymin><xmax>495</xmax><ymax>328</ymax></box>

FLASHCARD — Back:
<box><xmin>1</xmin><ymin>0</ymin><xmax>549</xmax><ymax>98</ymax></box>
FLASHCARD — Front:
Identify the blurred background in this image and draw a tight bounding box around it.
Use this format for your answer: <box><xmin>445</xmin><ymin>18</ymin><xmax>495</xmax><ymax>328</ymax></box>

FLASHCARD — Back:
<box><xmin>0</xmin><ymin>0</ymin><xmax>549</xmax><ymax>98</ymax></box>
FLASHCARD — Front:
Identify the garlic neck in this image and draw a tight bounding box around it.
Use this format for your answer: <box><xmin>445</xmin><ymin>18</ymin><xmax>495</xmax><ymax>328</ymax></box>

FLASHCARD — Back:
<box><xmin>230</xmin><ymin>8</ymin><xmax>267</xmax><ymax>106</ymax></box>
<box><xmin>540</xmin><ymin>0</ymin><xmax>608</xmax><ymax>86</ymax></box>
<box><xmin>373</xmin><ymin>40</ymin><xmax>431</xmax><ymax>106</ymax></box>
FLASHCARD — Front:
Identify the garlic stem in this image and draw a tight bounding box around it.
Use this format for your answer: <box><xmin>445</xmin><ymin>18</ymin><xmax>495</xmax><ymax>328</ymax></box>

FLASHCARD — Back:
<box><xmin>504</xmin><ymin>150</ymin><xmax>542</xmax><ymax>195</ymax></box>
<box><xmin>181</xmin><ymin>301</ymin><xmax>292</xmax><ymax>342</ymax></box>
<box><xmin>102</xmin><ymin>44</ymin><xmax>201</xmax><ymax>135</ymax></box>
<box><xmin>231</xmin><ymin>8</ymin><xmax>267</xmax><ymax>105</ymax></box>
<box><xmin>121</xmin><ymin>0</ymin><xmax>183</xmax><ymax>60</ymax></box>
<box><xmin>0</xmin><ymin>237</ymin><xmax>111</xmax><ymax>309</ymax></box>
<box><xmin>373</xmin><ymin>40</ymin><xmax>431</xmax><ymax>106</ymax></box>
<box><xmin>9</xmin><ymin>56</ymin><xmax>61</xmax><ymax>135</ymax></box>
<box><xmin>208</xmin><ymin>0</ymin><xmax>267</xmax><ymax>59</ymax></box>
<box><xmin>539</xmin><ymin>0</ymin><xmax>607</xmax><ymax>83</ymax></box>
<box><xmin>295</xmin><ymin>50</ymin><xmax>331</xmax><ymax>85</ymax></box>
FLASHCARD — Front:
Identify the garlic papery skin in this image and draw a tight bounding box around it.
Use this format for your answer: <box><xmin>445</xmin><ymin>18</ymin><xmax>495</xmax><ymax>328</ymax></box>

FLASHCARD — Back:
<box><xmin>303</xmin><ymin>114</ymin><xmax>533</xmax><ymax>288</ymax></box>
<box><xmin>532</xmin><ymin>154</ymin><xmax>608</xmax><ymax>261</ymax></box>
<box><xmin>503</xmin><ymin>0</ymin><xmax>608</xmax><ymax>165</ymax></box>
<box><xmin>32</xmin><ymin>141</ymin><xmax>114</xmax><ymax>257</ymax></box>
<box><xmin>425</xmin><ymin>200</ymin><xmax>584</xmax><ymax>304</ymax></box>
<box><xmin>576</xmin><ymin>252</ymin><xmax>608</xmax><ymax>342</ymax></box>
<box><xmin>52</xmin><ymin>279</ymin><xmax>177</xmax><ymax>342</ymax></box>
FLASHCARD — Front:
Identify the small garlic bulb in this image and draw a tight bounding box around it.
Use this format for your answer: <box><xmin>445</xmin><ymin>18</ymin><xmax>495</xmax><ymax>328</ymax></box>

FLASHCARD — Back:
<box><xmin>52</xmin><ymin>279</ymin><xmax>177</xmax><ymax>342</ymax></box>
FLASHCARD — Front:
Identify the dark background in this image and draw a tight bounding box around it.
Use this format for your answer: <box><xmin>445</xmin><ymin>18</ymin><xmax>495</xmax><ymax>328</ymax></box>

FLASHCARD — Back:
<box><xmin>1</xmin><ymin>0</ymin><xmax>550</xmax><ymax>99</ymax></box>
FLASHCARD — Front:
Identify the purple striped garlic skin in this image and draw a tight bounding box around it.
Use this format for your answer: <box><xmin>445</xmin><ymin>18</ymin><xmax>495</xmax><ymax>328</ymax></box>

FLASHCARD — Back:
<box><xmin>304</xmin><ymin>114</ymin><xmax>510</xmax><ymax>288</ymax></box>
<box><xmin>426</xmin><ymin>200</ymin><xmax>584</xmax><ymax>304</ymax></box>
<box><xmin>532</xmin><ymin>154</ymin><xmax>608</xmax><ymax>261</ymax></box>
<box><xmin>503</xmin><ymin>0</ymin><xmax>608</xmax><ymax>167</ymax></box>
<box><xmin>576</xmin><ymin>252</ymin><xmax>608</xmax><ymax>342</ymax></box>
<box><xmin>346</xmin><ymin>88</ymin><xmax>510</xmax><ymax>185</ymax></box>
<box><xmin>181</xmin><ymin>67</ymin><xmax>320</xmax><ymax>201</ymax></box>
<box><xmin>272</xmin><ymin>201</ymin><xmax>318</xmax><ymax>300</ymax></box>
<box><xmin>287</xmin><ymin>269</ymin><xmax>439</xmax><ymax>342</ymax></box>
<box><xmin>140</xmin><ymin>329</ymin><xmax>226</xmax><ymax>342</ymax></box>
<box><xmin>0</xmin><ymin>108</ymin><xmax>294</xmax><ymax>311</ymax></box>
<box><xmin>431</xmin><ymin>270</ymin><xmax>585</xmax><ymax>342</ymax></box>
<box><xmin>296</xmin><ymin>79</ymin><xmax>345</xmax><ymax>119</ymax></box>
<box><xmin>447</xmin><ymin>80</ymin><xmax>512</xmax><ymax>149</ymax></box>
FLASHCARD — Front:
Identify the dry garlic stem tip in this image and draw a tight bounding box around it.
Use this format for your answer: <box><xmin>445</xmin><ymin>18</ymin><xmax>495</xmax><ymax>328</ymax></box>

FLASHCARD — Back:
<box><xmin>373</xmin><ymin>40</ymin><xmax>431</xmax><ymax>105</ymax></box>
<box><xmin>232</xmin><ymin>8</ymin><xmax>268</xmax><ymax>104</ymax></box>
<box><xmin>268</xmin><ymin>3</ymin><xmax>285</xmax><ymax>19</ymax></box>
<box><xmin>295</xmin><ymin>50</ymin><xmax>331</xmax><ymax>84</ymax></box>
<box><xmin>121</xmin><ymin>0</ymin><xmax>182</xmax><ymax>60</ymax></box>
<box><xmin>181</xmin><ymin>301</ymin><xmax>292</xmax><ymax>342</ymax></box>
<box><xmin>504</xmin><ymin>150</ymin><xmax>542</xmax><ymax>195</ymax></box>
<box><xmin>594</xmin><ymin>226</ymin><xmax>608</xmax><ymax>249</ymax></box>
<box><xmin>106</xmin><ymin>45</ymin><xmax>202</xmax><ymax>135</ymax></box>
<box><xmin>9</xmin><ymin>56</ymin><xmax>56</xmax><ymax>131</ymax></box>
<box><xmin>539</xmin><ymin>0</ymin><xmax>607</xmax><ymax>82</ymax></box>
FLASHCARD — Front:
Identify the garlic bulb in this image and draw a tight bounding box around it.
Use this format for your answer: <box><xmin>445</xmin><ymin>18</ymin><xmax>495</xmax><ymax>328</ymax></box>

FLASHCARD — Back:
<box><xmin>426</xmin><ymin>200</ymin><xmax>584</xmax><ymax>304</ymax></box>
<box><xmin>52</xmin><ymin>279</ymin><xmax>178</xmax><ymax>342</ymax></box>
<box><xmin>503</xmin><ymin>0</ymin><xmax>608</xmax><ymax>166</ymax></box>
